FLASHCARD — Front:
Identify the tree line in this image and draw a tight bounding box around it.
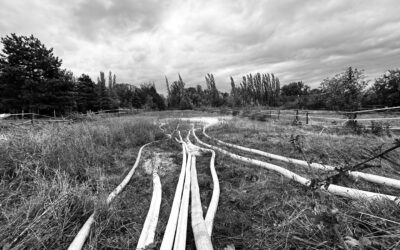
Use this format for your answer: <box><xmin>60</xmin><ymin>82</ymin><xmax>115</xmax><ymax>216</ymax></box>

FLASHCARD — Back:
<box><xmin>281</xmin><ymin>67</ymin><xmax>400</xmax><ymax>111</ymax></box>
<box><xmin>0</xmin><ymin>34</ymin><xmax>165</xmax><ymax>115</ymax></box>
<box><xmin>1</xmin><ymin>34</ymin><xmax>399</xmax><ymax>115</ymax></box>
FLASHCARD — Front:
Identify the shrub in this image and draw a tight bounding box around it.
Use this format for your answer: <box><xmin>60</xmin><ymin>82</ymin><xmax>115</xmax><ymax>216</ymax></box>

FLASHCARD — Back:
<box><xmin>256</xmin><ymin>113</ymin><xmax>267</xmax><ymax>121</ymax></box>
<box><xmin>344</xmin><ymin>119</ymin><xmax>365</xmax><ymax>135</ymax></box>
<box><xmin>370</xmin><ymin>121</ymin><xmax>391</xmax><ymax>137</ymax></box>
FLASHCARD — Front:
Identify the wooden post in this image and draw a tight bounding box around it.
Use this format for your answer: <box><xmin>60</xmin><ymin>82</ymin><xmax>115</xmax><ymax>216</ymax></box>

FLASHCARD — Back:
<box><xmin>295</xmin><ymin>110</ymin><xmax>299</xmax><ymax>121</ymax></box>
<box><xmin>22</xmin><ymin>110</ymin><xmax>24</xmax><ymax>120</ymax></box>
<box><xmin>270</xmin><ymin>110</ymin><xmax>272</xmax><ymax>118</ymax></box>
<box><xmin>306</xmin><ymin>112</ymin><xmax>309</xmax><ymax>125</ymax></box>
<box><xmin>278</xmin><ymin>110</ymin><xmax>280</xmax><ymax>120</ymax></box>
<box><xmin>31</xmin><ymin>113</ymin><xmax>35</xmax><ymax>125</ymax></box>
<box><xmin>53</xmin><ymin>109</ymin><xmax>56</xmax><ymax>118</ymax></box>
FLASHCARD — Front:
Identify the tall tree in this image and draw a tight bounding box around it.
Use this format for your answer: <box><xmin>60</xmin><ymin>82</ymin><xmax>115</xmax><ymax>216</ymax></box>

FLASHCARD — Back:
<box><xmin>230</xmin><ymin>77</ymin><xmax>241</xmax><ymax>106</ymax></box>
<box><xmin>281</xmin><ymin>81</ymin><xmax>309</xmax><ymax>96</ymax></box>
<box><xmin>205</xmin><ymin>73</ymin><xmax>220</xmax><ymax>106</ymax></box>
<box><xmin>114</xmin><ymin>83</ymin><xmax>134</xmax><ymax>108</ymax></box>
<box><xmin>96</xmin><ymin>71</ymin><xmax>117</xmax><ymax>109</ymax></box>
<box><xmin>168</xmin><ymin>74</ymin><xmax>187</xmax><ymax>109</ymax></box>
<box><xmin>39</xmin><ymin>69</ymin><xmax>76</xmax><ymax>115</ymax></box>
<box><xmin>321</xmin><ymin>67</ymin><xmax>368</xmax><ymax>110</ymax></box>
<box><xmin>108</xmin><ymin>71</ymin><xmax>113</xmax><ymax>89</ymax></box>
<box><xmin>112</xmin><ymin>74</ymin><xmax>116</xmax><ymax>88</ymax></box>
<box><xmin>0</xmin><ymin>33</ymin><xmax>64</xmax><ymax>113</ymax></box>
<box><xmin>76</xmin><ymin>74</ymin><xmax>98</xmax><ymax>112</ymax></box>
<box><xmin>165</xmin><ymin>76</ymin><xmax>171</xmax><ymax>107</ymax></box>
<box><xmin>231</xmin><ymin>73</ymin><xmax>281</xmax><ymax>106</ymax></box>
<box><xmin>371</xmin><ymin>69</ymin><xmax>400</xmax><ymax>106</ymax></box>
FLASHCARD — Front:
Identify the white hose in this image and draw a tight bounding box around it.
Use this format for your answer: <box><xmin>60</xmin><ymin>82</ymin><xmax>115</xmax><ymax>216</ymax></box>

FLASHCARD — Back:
<box><xmin>187</xmin><ymin>131</ymin><xmax>219</xmax><ymax>235</ymax></box>
<box><xmin>190</xmin><ymin>155</ymin><xmax>214</xmax><ymax>250</ymax></box>
<box><xmin>202</xmin><ymin>126</ymin><xmax>400</xmax><ymax>190</ymax></box>
<box><xmin>68</xmin><ymin>142</ymin><xmax>153</xmax><ymax>250</ymax></box>
<box><xmin>173</xmin><ymin>149</ymin><xmax>192</xmax><ymax>250</ymax></box>
<box><xmin>160</xmin><ymin>140</ymin><xmax>187</xmax><ymax>250</ymax></box>
<box><xmin>137</xmin><ymin>170</ymin><xmax>162</xmax><ymax>249</ymax></box>
<box><xmin>192</xmin><ymin>129</ymin><xmax>400</xmax><ymax>205</ymax></box>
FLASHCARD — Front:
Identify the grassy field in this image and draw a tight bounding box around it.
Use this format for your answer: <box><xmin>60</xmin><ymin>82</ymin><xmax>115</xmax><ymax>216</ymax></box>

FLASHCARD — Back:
<box><xmin>0</xmin><ymin>116</ymin><xmax>165</xmax><ymax>249</ymax></box>
<box><xmin>1</xmin><ymin>111</ymin><xmax>399</xmax><ymax>249</ymax></box>
<box><xmin>197</xmin><ymin>118</ymin><xmax>400</xmax><ymax>249</ymax></box>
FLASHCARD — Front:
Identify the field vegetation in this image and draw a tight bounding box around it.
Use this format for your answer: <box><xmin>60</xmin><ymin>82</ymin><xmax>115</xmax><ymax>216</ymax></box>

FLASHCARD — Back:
<box><xmin>0</xmin><ymin>116</ymin><xmax>165</xmax><ymax>249</ymax></box>
<box><xmin>193</xmin><ymin>117</ymin><xmax>400</xmax><ymax>249</ymax></box>
<box><xmin>1</xmin><ymin>111</ymin><xmax>399</xmax><ymax>249</ymax></box>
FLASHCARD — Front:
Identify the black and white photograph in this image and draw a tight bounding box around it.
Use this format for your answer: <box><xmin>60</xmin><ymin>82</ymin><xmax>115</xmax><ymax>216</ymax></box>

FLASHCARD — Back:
<box><xmin>1</xmin><ymin>0</ymin><xmax>400</xmax><ymax>249</ymax></box>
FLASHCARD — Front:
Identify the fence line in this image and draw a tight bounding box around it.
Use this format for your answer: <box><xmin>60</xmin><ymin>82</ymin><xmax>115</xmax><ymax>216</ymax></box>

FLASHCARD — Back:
<box><xmin>266</xmin><ymin>112</ymin><xmax>400</xmax><ymax>122</ymax></box>
<box><xmin>341</xmin><ymin>106</ymin><xmax>400</xmax><ymax>114</ymax></box>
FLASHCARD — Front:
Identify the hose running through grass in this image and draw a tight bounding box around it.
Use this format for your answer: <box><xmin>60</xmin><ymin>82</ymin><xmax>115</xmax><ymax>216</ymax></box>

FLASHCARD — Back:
<box><xmin>192</xmin><ymin>128</ymin><xmax>400</xmax><ymax>205</ymax></box>
<box><xmin>137</xmin><ymin>169</ymin><xmax>162</xmax><ymax>249</ymax></box>
<box><xmin>203</xmin><ymin>125</ymin><xmax>400</xmax><ymax>190</ymax></box>
<box><xmin>68</xmin><ymin>141</ymin><xmax>155</xmax><ymax>250</ymax></box>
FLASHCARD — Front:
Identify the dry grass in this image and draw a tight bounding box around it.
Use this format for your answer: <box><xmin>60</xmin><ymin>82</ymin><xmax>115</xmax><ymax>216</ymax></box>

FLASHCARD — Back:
<box><xmin>196</xmin><ymin>118</ymin><xmax>400</xmax><ymax>249</ymax></box>
<box><xmin>2</xmin><ymin>111</ymin><xmax>399</xmax><ymax>249</ymax></box>
<box><xmin>0</xmin><ymin>116</ymin><xmax>164</xmax><ymax>249</ymax></box>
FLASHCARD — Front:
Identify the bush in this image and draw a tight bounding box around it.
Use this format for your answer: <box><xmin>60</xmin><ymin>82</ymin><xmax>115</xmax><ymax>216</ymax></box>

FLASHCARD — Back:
<box><xmin>344</xmin><ymin>119</ymin><xmax>365</xmax><ymax>135</ymax></box>
<box><xmin>370</xmin><ymin>121</ymin><xmax>391</xmax><ymax>137</ymax></box>
<box><xmin>219</xmin><ymin>107</ymin><xmax>231</xmax><ymax>115</ymax></box>
<box><xmin>256</xmin><ymin>113</ymin><xmax>268</xmax><ymax>121</ymax></box>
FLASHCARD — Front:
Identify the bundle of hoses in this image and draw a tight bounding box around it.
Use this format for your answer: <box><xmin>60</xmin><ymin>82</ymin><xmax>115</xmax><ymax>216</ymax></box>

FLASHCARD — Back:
<box><xmin>160</xmin><ymin>132</ymin><xmax>219</xmax><ymax>250</ymax></box>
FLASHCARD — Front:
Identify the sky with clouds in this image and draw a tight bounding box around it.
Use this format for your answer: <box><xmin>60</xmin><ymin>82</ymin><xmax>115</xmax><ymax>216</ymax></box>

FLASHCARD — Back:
<box><xmin>1</xmin><ymin>0</ymin><xmax>399</xmax><ymax>93</ymax></box>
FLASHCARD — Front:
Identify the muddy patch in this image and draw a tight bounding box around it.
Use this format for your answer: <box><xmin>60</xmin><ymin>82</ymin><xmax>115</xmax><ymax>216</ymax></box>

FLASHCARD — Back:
<box><xmin>142</xmin><ymin>151</ymin><xmax>177</xmax><ymax>176</ymax></box>
<box><xmin>0</xmin><ymin>134</ymin><xmax>8</xmax><ymax>142</ymax></box>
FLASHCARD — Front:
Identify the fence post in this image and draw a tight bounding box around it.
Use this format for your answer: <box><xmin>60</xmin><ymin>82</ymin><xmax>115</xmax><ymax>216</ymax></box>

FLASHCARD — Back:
<box><xmin>306</xmin><ymin>112</ymin><xmax>309</xmax><ymax>125</ymax></box>
<box><xmin>278</xmin><ymin>110</ymin><xmax>280</xmax><ymax>120</ymax></box>
<box><xmin>31</xmin><ymin>113</ymin><xmax>35</xmax><ymax>125</ymax></box>
<box><xmin>270</xmin><ymin>110</ymin><xmax>272</xmax><ymax>118</ymax></box>
<box><xmin>22</xmin><ymin>110</ymin><xmax>24</xmax><ymax>120</ymax></box>
<box><xmin>295</xmin><ymin>110</ymin><xmax>299</xmax><ymax>121</ymax></box>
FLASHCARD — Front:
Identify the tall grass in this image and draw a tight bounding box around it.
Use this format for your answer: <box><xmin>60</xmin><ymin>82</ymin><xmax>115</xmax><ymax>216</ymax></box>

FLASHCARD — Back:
<box><xmin>0</xmin><ymin>116</ymin><xmax>163</xmax><ymax>249</ymax></box>
<box><xmin>200</xmin><ymin>119</ymin><xmax>400</xmax><ymax>249</ymax></box>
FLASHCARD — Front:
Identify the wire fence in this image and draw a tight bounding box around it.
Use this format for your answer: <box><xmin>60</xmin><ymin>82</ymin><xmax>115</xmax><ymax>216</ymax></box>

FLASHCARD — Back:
<box><xmin>217</xmin><ymin>106</ymin><xmax>400</xmax><ymax>131</ymax></box>
<box><xmin>0</xmin><ymin>108</ymin><xmax>142</xmax><ymax>127</ymax></box>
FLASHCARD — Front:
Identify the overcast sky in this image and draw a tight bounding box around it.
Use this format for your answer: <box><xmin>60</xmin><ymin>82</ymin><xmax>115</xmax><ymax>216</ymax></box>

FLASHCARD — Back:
<box><xmin>1</xmin><ymin>0</ymin><xmax>400</xmax><ymax>93</ymax></box>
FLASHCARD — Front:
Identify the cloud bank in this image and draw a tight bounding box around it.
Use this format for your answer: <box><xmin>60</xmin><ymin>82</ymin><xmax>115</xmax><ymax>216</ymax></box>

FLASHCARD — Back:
<box><xmin>1</xmin><ymin>0</ymin><xmax>400</xmax><ymax>93</ymax></box>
